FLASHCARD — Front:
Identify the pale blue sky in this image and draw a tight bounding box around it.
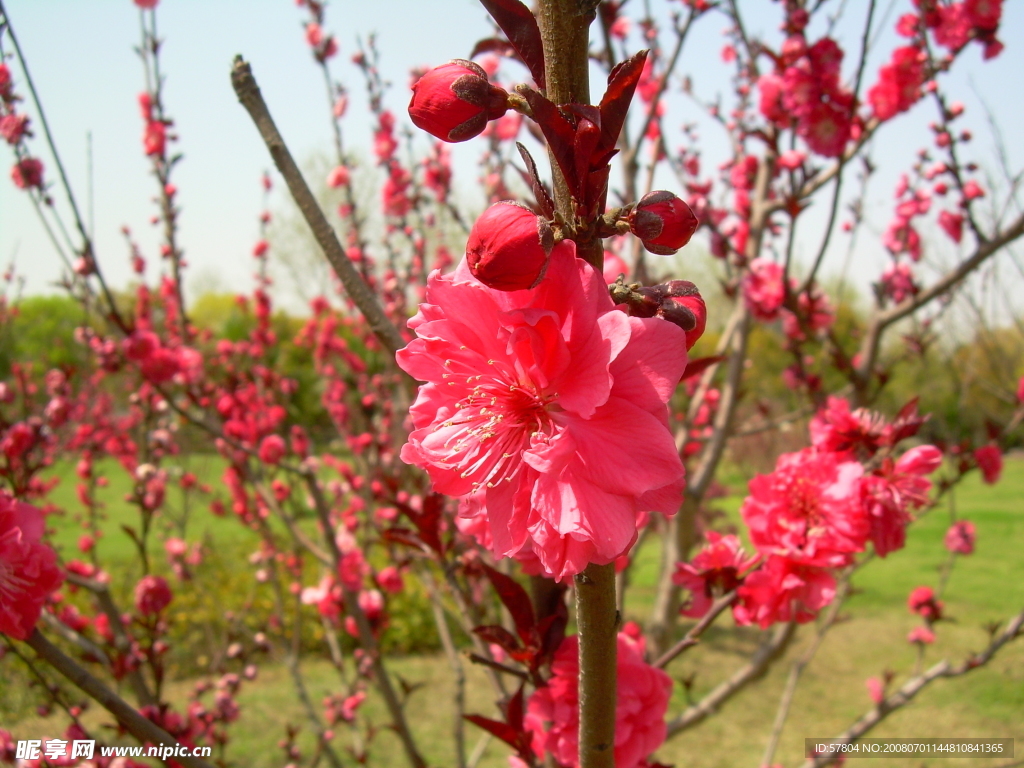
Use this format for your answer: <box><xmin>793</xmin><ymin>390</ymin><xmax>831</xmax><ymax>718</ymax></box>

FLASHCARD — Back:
<box><xmin>1</xmin><ymin>0</ymin><xmax>1021</xmax><ymax>312</ymax></box>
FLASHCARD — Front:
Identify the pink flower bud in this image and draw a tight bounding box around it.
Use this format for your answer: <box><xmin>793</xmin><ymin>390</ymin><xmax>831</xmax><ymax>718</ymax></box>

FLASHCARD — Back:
<box><xmin>408</xmin><ymin>60</ymin><xmax>509</xmax><ymax>143</ymax></box>
<box><xmin>629</xmin><ymin>191</ymin><xmax>699</xmax><ymax>255</ymax></box>
<box><xmin>465</xmin><ymin>201</ymin><xmax>558</xmax><ymax>291</ymax></box>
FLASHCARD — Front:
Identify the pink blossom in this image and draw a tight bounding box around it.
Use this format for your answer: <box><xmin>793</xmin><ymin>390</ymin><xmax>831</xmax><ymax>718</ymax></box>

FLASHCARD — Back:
<box><xmin>10</xmin><ymin>157</ymin><xmax>43</xmax><ymax>190</ymax></box>
<box><xmin>907</xmin><ymin>625</ymin><xmax>935</xmax><ymax>644</ymax></box>
<box><xmin>938</xmin><ymin>210</ymin><xmax>964</xmax><ymax>243</ymax></box>
<box><xmin>868</xmin><ymin>46</ymin><xmax>926</xmax><ymax>121</ymax></box>
<box><xmin>742</xmin><ymin>258</ymin><xmax>786</xmax><ymax>321</ymax></box>
<box><xmin>525</xmin><ymin>633</ymin><xmax>672</xmax><ymax>768</ymax></box>
<box><xmin>302</xmin><ymin>575</ymin><xmax>342</xmax><ymax>622</ymax></box>
<box><xmin>865</xmin><ymin>676</ymin><xmax>885</xmax><ymax>704</ymax></box>
<box><xmin>134</xmin><ymin>0</ymin><xmax>159</xmax><ymax>8</ymax></box>
<box><xmin>734</xmin><ymin>556</ymin><xmax>836</xmax><ymax>628</ymax></box>
<box><xmin>944</xmin><ymin>520</ymin><xmax>976</xmax><ymax>555</ymax></box>
<box><xmin>397</xmin><ymin>248</ymin><xmax>687</xmax><ymax>580</ymax></box>
<box><xmin>861</xmin><ymin>445</ymin><xmax>941</xmax><ymax>557</ymax></box>
<box><xmin>908</xmin><ymin>586</ymin><xmax>943</xmax><ymax>621</ymax></box>
<box><xmin>0</xmin><ymin>113</ymin><xmax>29</xmax><ymax>145</ymax></box>
<box><xmin>776</xmin><ymin>150</ymin><xmax>806</xmax><ymax>171</ymax></box>
<box><xmin>741</xmin><ymin>447</ymin><xmax>867</xmax><ymax>568</ymax></box>
<box><xmin>376</xmin><ymin>565</ymin><xmax>404</xmax><ymax>594</ymax></box>
<box><xmin>134</xmin><ymin>574</ymin><xmax>173</xmax><ymax>615</ymax></box>
<box><xmin>880</xmin><ymin>261</ymin><xmax>918</xmax><ymax>303</ymax></box>
<box><xmin>962</xmin><ymin>180</ymin><xmax>985</xmax><ymax>200</ymax></box>
<box><xmin>0</xmin><ymin>493</ymin><xmax>63</xmax><ymax>640</ymax></box>
<box><xmin>673</xmin><ymin>531</ymin><xmax>758</xmax><ymax>618</ymax></box>
<box><xmin>143</xmin><ymin>120</ymin><xmax>166</xmax><ymax>157</ymax></box>
<box><xmin>258</xmin><ymin>434</ymin><xmax>286</xmax><ymax>465</ymax></box>
<box><xmin>326</xmin><ymin>165</ymin><xmax>350</xmax><ymax>188</ymax></box>
<box><xmin>974</xmin><ymin>444</ymin><xmax>1002</xmax><ymax>484</ymax></box>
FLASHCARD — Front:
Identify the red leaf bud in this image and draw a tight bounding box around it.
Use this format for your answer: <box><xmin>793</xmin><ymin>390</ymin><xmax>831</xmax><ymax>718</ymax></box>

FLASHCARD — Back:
<box><xmin>466</xmin><ymin>201</ymin><xmax>557</xmax><ymax>291</ymax></box>
<box><xmin>629</xmin><ymin>190</ymin><xmax>699</xmax><ymax>255</ymax></box>
<box><xmin>409</xmin><ymin>60</ymin><xmax>509</xmax><ymax>143</ymax></box>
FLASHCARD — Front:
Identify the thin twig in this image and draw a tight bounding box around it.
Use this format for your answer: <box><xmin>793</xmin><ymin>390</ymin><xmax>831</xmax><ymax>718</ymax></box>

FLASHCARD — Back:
<box><xmin>231</xmin><ymin>57</ymin><xmax>406</xmax><ymax>355</ymax></box>
<box><xmin>653</xmin><ymin>590</ymin><xmax>737</xmax><ymax>669</ymax></box>
<box><xmin>23</xmin><ymin>629</ymin><xmax>218</xmax><ymax>768</ymax></box>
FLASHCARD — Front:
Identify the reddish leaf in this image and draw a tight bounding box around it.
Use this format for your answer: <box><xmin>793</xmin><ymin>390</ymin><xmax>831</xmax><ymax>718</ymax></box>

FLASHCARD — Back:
<box><xmin>536</xmin><ymin>598</ymin><xmax>568</xmax><ymax>663</ymax></box>
<box><xmin>517</xmin><ymin>87</ymin><xmax>578</xmax><ymax>198</ymax></box>
<box><xmin>516</xmin><ymin>142</ymin><xmax>555</xmax><ymax>218</ymax></box>
<box><xmin>473</xmin><ymin>624</ymin><xmax>522</xmax><ymax>654</ymax></box>
<box><xmin>566</xmin><ymin>106</ymin><xmax>601</xmax><ymax>187</ymax></box>
<box><xmin>478</xmin><ymin>0</ymin><xmax>546</xmax><ymax>89</ymax></box>
<box><xmin>481</xmin><ymin>563</ymin><xmax>536</xmax><ymax>644</ymax></box>
<box><xmin>886</xmin><ymin>396</ymin><xmax>928</xmax><ymax>445</ymax></box>
<box><xmin>464</xmin><ymin>714</ymin><xmax>520</xmax><ymax>748</ymax></box>
<box><xmin>381</xmin><ymin>527</ymin><xmax>429</xmax><ymax>552</ymax></box>
<box><xmin>505</xmin><ymin>683</ymin><xmax>526</xmax><ymax>731</ymax></box>
<box><xmin>393</xmin><ymin>493</ymin><xmax>445</xmax><ymax>555</ymax></box>
<box><xmin>584</xmin><ymin>164</ymin><xmax>612</xmax><ymax>215</ymax></box>
<box><xmin>598</xmin><ymin>50</ymin><xmax>648</xmax><ymax>157</ymax></box>
<box><xmin>469</xmin><ymin>37</ymin><xmax>518</xmax><ymax>60</ymax></box>
<box><xmin>681</xmin><ymin>355</ymin><xmax>725</xmax><ymax>381</ymax></box>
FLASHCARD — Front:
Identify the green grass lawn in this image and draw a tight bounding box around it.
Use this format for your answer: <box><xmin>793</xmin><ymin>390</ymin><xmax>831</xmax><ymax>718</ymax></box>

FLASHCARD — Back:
<box><xmin>5</xmin><ymin>457</ymin><xmax>1022</xmax><ymax>768</ymax></box>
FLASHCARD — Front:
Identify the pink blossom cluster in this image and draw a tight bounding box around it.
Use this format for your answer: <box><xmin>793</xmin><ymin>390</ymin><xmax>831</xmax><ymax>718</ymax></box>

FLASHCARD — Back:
<box><xmin>674</xmin><ymin>397</ymin><xmax>944</xmax><ymax>628</ymax></box>
<box><xmin>758</xmin><ymin>35</ymin><xmax>856</xmax><ymax>158</ymax></box>
<box><xmin>525</xmin><ymin>631</ymin><xmax>673</xmax><ymax>768</ymax></box>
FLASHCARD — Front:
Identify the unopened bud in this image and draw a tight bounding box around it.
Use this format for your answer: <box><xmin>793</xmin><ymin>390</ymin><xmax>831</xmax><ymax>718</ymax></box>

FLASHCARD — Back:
<box><xmin>409</xmin><ymin>60</ymin><xmax>509</xmax><ymax>143</ymax></box>
<box><xmin>660</xmin><ymin>280</ymin><xmax>706</xmax><ymax>350</ymax></box>
<box><xmin>629</xmin><ymin>190</ymin><xmax>699</xmax><ymax>255</ymax></box>
<box><xmin>466</xmin><ymin>201</ymin><xmax>561</xmax><ymax>291</ymax></box>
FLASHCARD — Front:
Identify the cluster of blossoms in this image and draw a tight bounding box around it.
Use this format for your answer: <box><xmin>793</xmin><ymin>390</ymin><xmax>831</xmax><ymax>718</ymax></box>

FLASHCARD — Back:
<box><xmin>1</xmin><ymin>62</ymin><xmax>43</xmax><ymax>191</ymax></box>
<box><xmin>758</xmin><ymin>32</ymin><xmax>857</xmax><ymax>159</ymax></box>
<box><xmin>524</xmin><ymin>629</ymin><xmax>673</xmax><ymax>768</ymax></box>
<box><xmin>674</xmin><ymin>397</ymin><xmax>947</xmax><ymax>628</ymax></box>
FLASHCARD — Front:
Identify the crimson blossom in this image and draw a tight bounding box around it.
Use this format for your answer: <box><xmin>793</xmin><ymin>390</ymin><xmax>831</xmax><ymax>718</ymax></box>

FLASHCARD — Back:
<box><xmin>397</xmin><ymin>248</ymin><xmax>688</xmax><ymax>580</ymax></box>
<box><xmin>0</xmin><ymin>491</ymin><xmax>63</xmax><ymax>640</ymax></box>
<box><xmin>525</xmin><ymin>632</ymin><xmax>673</xmax><ymax>768</ymax></box>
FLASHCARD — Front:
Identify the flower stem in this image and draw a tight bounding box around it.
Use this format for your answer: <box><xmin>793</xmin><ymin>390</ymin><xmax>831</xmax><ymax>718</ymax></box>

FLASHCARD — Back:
<box><xmin>575</xmin><ymin>562</ymin><xmax>618</xmax><ymax>768</ymax></box>
<box><xmin>537</xmin><ymin>0</ymin><xmax>604</xmax><ymax>270</ymax></box>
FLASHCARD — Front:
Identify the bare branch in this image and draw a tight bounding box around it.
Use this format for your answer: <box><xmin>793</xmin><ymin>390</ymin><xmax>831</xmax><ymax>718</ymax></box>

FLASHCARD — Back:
<box><xmin>231</xmin><ymin>57</ymin><xmax>406</xmax><ymax>355</ymax></box>
<box><xmin>22</xmin><ymin>629</ymin><xmax>218</xmax><ymax>768</ymax></box>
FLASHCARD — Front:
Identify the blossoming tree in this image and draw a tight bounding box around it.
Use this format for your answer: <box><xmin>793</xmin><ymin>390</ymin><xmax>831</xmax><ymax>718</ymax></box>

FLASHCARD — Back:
<box><xmin>1</xmin><ymin>0</ymin><xmax>1023</xmax><ymax>767</ymax></box>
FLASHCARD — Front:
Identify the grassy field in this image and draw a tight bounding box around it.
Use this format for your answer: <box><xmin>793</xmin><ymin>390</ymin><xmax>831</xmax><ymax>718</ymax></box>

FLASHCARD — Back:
<box><xmin>5</xmin><ymin>457</ymin><xmax>1022</xmax><ymax>768</ymax></box>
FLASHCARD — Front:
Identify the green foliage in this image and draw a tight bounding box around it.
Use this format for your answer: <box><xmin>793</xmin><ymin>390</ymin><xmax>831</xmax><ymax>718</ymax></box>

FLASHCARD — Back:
<box><xmin>0</xmin><ymin>294</ymin><xmax>91</xmax><ymax>378</ymax></box>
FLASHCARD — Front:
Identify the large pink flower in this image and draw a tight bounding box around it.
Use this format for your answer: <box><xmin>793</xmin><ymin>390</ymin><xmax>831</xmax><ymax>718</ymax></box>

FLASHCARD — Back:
<box><xmin>741</xmin><ymin>447</ymin><xmax>867</xmax><ymax>568</ymax></box>
<box><xmin>398</xmin><ymin>247</ymin><xmax>687</xmax><ymax>580</ymax></box>
<box><xmin>525</xmin><ymin>632</ymin><xmax>673</xmax><ymax>768</ymax></box>
<box><xmin>0</xmin><ymin>492</ymin><xmax>64</xmax><ymax>640</ymax></box>
<box><xmin>733</xmin><ymin>555</ymin><xmax>836</xmax><ymax>628</ymax></box>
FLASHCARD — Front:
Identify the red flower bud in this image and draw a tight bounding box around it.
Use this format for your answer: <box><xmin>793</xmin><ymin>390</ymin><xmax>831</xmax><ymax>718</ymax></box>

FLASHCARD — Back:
<box><xmin>409</xmin><ymin>60</ymin><xmax>509</xmax><ymax>143</ymax></box>
<box><xmin>661</xmin><ymin>280</ymin><xmax>706</xmax><ymax>350</ymax></box>
<box><xmin>629</xmin><ymin>190</ymin><xmax>699</xmax><ymax>255</ymax></box>
<box><xmin>466</xmin><ymin>201</ymin><xmax>557</xmax><ymax>291</ymax></box>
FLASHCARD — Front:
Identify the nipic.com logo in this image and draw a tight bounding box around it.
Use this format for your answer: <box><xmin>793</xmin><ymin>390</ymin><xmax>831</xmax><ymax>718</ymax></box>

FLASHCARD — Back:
<box><xmin>15</xmin><ymin>739</ymin><xmax>213</xmax><ymax>761</ymax></box>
